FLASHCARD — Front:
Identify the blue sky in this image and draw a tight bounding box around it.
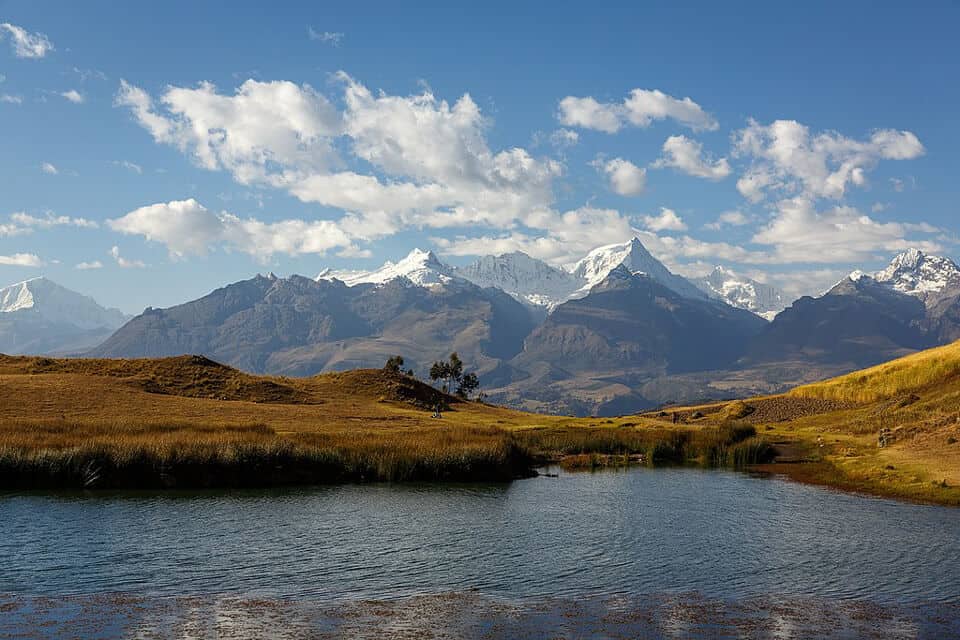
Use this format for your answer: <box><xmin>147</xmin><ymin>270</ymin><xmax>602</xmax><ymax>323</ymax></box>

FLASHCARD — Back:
<box><xmin>0</xmin><ymin>0</ymin><xmax>957</xmax><ymax>313</ymax></box>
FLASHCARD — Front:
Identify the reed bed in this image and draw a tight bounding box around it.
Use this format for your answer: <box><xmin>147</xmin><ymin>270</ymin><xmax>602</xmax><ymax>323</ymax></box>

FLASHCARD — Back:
<box><xmin>0</xmin><ymin>420</ymin><xmax>534</xmax><ymax>488</ymax></box>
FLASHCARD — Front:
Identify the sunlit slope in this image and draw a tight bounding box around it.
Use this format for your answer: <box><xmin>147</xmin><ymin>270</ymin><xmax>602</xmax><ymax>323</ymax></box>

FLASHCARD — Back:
<box><xmin>790</xmin><ymin>339</ymin><xmax>960</xmax><ymax>403</ymax></box>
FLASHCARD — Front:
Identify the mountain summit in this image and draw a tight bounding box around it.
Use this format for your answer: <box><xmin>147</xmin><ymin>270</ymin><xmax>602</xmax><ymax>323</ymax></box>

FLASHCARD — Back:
<box><xmin>0</xmin><ymin>277</ymin><xmax>129</xmax><ymax>355</ymax></box>
<box><xmin>694</xmin><ymin>266</ymin><xmax>785</xmax><ymax>320</ymax></box>
<box><xmin>318</xmin><ymin>248</ymin><xmax>458</xmax><ymax>288</ymax></box>
<box><xmin>570</xmin><ymin>237</ymin><xmax>709</xmax><ymax>301</ymax></box>
<box><xmin>866</xmin><ymin>248</ymin><xmax>960</xmax><ymax>306</ymax></box>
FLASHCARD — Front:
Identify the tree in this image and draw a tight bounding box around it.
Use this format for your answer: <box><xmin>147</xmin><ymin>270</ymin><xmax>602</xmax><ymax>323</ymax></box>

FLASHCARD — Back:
<box><xmin>456</xmin><ymin>372</ymin><xmax>480</xmax><ymax>399</ymax></box>
<box><xmin>384</xmin><ymin>355</ymin><xmax>404</xmax><ymax>374</ymax></box>
<box><xmin>430</xmin><ymin>352</ymin><xmax>480</xmax><ymax>399</ymax></box>
<box><xmin>429</xmin><ymin>360</ymin><xmax>451</xmax><ymax>392</ymax></box>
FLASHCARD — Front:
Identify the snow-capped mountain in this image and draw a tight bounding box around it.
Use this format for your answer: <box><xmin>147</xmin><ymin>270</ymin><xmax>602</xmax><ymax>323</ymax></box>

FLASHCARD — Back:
<box><xmin>455</xmin><ymin>252</ymin><xmax>582</xmax><ymax>309</ymax></box>
<box><xmin>316</xmin><ymin>237</ymin><xmax>721</xmax><ymax>311</ymax></box>
<box><xmin>317</xmin><ymin>248</ymin><xmax>458</xmax><ymax>288</ymax></box>
<box><xmin>570</xmin><ymin>238</ymin><xmax>708</xmax><ymax>301</ymax></box>
<box><xmin>0</xmin><ymin>277</ymin><xmax>129</xmax><ymax>355</ymax></box>
<box><xmin>0</xmin><ymin>277</ymin><xmax>128</xmax><ymax>330</ymax></box>
<box><xmin>848</xmin><ymin>248</ymin><xmax>960</xmax><ymax>307</ymax></box>
<box><xmin>694</xmin><ymin>266</ymin><xmax>785</xmax><ymax>320</ymax></box>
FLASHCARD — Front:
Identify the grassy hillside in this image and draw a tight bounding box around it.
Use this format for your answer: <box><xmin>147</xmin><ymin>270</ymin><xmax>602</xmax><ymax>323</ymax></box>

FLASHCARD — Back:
<box><xmin>3</xmin><ymin>346</ymin><xmax>960</xmax><ymax>504</ymax></box>
<box><xmin>641</xmin><ymin>341</ymin><xmax>960</xmax><ymax>505</ymax></box>
<box><xmin>789</xmin><ymin>340</ymin><xmax>960</xmax><ymax>403</ymax></box>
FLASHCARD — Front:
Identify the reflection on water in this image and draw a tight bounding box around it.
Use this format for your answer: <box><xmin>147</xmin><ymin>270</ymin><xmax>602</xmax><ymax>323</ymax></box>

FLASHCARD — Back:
<box><xmin>2</xmin><ymin>468</ymin><xmax>959</xmax><ymax>613</ymax></box>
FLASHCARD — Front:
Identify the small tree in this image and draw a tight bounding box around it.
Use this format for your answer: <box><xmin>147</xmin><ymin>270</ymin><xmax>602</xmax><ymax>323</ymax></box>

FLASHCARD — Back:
<box><xmin>457</xmin><ymin>372</ymin><xmax>480</xmax><ymax>399</ymax></box>
<box><xmin>430</xmin><ymin>352</ymin><xmax>480</xmax><ymax>399</ymax></box>
<box><xmin>384</xmin><ymin>355</ymin><xmax>404</xmax><ymax>374</ymax></box>
<box><xmin>430</xmin><ymin>360</ymin><xmax>451</xmax><ymax>392</ymax></box>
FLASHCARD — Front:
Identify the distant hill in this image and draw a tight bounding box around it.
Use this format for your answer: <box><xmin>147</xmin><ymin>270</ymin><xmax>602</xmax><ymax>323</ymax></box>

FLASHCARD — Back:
<box><xmin>0</xmin><ymin>277</ymin><xmax>128</xmax><ymax>355</ymax></box>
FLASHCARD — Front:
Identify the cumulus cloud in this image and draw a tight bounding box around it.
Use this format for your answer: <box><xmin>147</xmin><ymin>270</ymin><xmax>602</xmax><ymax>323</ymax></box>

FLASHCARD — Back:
<box><xmin>434</xmin><ymin>206</ymin><xmax>639</xmax><ymax>266</ymax></box>
<box><xmin>733</xmin><ymin>119</ymin><xmax>924</xmax><ymax>202</ymax></box>
<box><xmin>652</xmin><ymin>135</ymin><xmax>731</xmax><ymax>180</ymax></box>
<box><xmin>117</xmin><ymin>74</ymin><xmax>562</xmax><ymax>238</ymax></box>
<box><xmin>108</xmin><ymin>198</ymin><xmax>358</xmax><ymax>260</ymax></box>
<box><xmin>704</xmin><ymin>210</ymin><xmax>749</xmax><ymax>230</ymax></box>
<box><xmin>643</xmin><ymin>208</ymin><xmax>687</xmax><ymax>232</ymax></box>
<box><xmin>558</xmin><ymin>88</ymin><xmax>718</xmax><ymax>133</ymax></box>
<box><xmin>75</xmin><ymin>260</ymin><xmax>103</xmax><ymax>270</ymax></box>
<box><xmin>751</xmin><ymin>197</ymin><xmax>941</xmax><ymax>263</ymax></box>
<box><xmin>0</xmin><ymin>23</ymin><xmax>53</xmax><ymax>59</ymax></box>
<box><xmin>0</xmin><ymin>253</ymin><xmax>43</xmax><ymax>267</ymax></box>
<box><xmin>109</xmin><ymin>246</ymin><xmax>146</xmax><ymax>268</ymax></box>
<box><xmin>596</xmin><ymin>157</ymin><xmax>646</xmax><ymax>196</ymax></box>
<box><xmin>60</xmin><ymin>89</ymin><xmax>84</xmax><ymax>104</ymax></box>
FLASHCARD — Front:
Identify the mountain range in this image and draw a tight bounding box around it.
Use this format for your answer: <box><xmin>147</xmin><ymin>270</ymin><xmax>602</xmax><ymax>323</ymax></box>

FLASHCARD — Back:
<box><xmin>6</xmin><ymin>242</ymin><xmax>960</xmax><ymax>416</ymax></box>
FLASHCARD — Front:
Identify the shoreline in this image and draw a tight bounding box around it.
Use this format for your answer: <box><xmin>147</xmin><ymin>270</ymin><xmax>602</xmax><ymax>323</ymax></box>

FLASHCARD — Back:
<box><xmin>2</xmin><ymin>590</ymin><xmax>957</xmax><ymax>639</ymax></box>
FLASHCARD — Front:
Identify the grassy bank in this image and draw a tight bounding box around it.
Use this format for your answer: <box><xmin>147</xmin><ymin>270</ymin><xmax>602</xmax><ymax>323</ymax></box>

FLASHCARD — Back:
<box><xmin>0</xmin><ymin>420</ymin><xmax>535</xmax><ymax>488</ymax></box>
<box><xmin>1</xmin><ymin>350</ymin><xmax>959</xmax><ymax>503</ymax></box>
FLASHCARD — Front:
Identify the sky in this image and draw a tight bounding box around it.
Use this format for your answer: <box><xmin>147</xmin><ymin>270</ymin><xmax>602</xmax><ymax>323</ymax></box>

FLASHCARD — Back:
<box><xmin>0</xmin><ymin>0</ymin><xmax>957</xmax><ymax>314</ymax></box>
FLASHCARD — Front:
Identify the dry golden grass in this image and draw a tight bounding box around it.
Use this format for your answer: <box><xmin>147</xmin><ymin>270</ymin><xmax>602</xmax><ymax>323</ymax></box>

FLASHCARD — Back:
<box><xmin>790</xmin><ymin>340</ymin><xmax>960</xmax><ymax>403</ymax></box>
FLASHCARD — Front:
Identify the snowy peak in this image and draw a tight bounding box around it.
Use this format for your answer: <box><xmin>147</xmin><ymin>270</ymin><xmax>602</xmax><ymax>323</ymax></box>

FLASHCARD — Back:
<box><xmin>455</xmin><ymin>252</ymin><xmax>581</xmax><ymax>309</ymax></box>
<box><xmin>694</xmin><ymin>266</ymin><xmax>785</xmax><ymax>320</ymax></box>
<box><xmin>317</xmin><ymin>248</ymin><xmax>458</xmax><ymax>288</ymax></box>
<box><xmin>844</xmin><ymin>249</ymin><xmax>960</xmax><ymax>307</ymax></box>
<box><xmin>873</xmin><ymin>249</ymin><xmax>960</xmax><ymax>303</ymax></box>
<box><xmin>0</xmin><ymin>277</ymin><xmax>128</xmax><ymax>330</ymax></box>
<box><xmin>570</xmin><ymin>237</ymin><xmax>708</xmax><ymax>301</ymax></box>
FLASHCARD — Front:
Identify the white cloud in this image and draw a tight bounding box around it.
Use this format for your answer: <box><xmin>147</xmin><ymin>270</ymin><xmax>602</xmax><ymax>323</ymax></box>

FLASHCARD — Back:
<box><xmin>652</xmin><ymin>135</ymin><xmax>730</xmax><ymax>180</ymax></box>
<box><xmin>11</xmin><ymin>212</ymin><xmax>97</xmax><ymax>229</ymax></box>
<box><xmin>0</xmin><ymin>253</ymin><xmax>43</xmax><ymax>267</ymax></box>
<box><xmin>307</xmin><ymin>28</ymin><xmax>344</xmax><ymax>46</ymax></box>
<box><xmin>41</xmin><ymin>162</ymin><xmax>58</xmax><ymax>175</ymax></box>
<box><xmin>73</xmin><ymin>67</ymin><xmax>107</xmax><ymax>82</ymax></box>
<box><xmin>0</xmin><ymin>23</ymin><xmax>53</xmax><ymax>59</ymax></box>
<box><xmin>60</xmin><ymin>89</ymin><xmax>84</xmax><ymax>104</ymax></box>
<box><xmin>108</xmin><ymin>198</ymin><xmax>358</xmax><ymax>261</ymax></box>
<box><xmin>890</xmin><ymin>177</ymin><xmax>906</xmax><ymax>192</ymax></box>
<box><xmin>597</xmin><ymin>157</ymin><xmax>646</xmax><ymax>196</ymax></box>
<box><xmin>871</xmin><ymin>202</ymin><xmax>887</xmax><ymax>213</ymax></box>
<box><xmin>0</xmin><ymin>94</ymin><xmax>22</xmax><ymax>104</ymax></box>
<box><xmin>733</xmin><ymin>119</ymin><xmax>924</xmax><ymax>202</ymax></box>
<box><xmin>75</xmin><ymin>260</ymin><xmax>103</xmax><ymax>270</ymax></box>
<box><xmin>704</xmin><ymin>210</ymin><xmax>749</xmax><ymax>230</ymax></box>
<box><xmin>558</xmin><ymin>88</ymin><xmax>718</xmax><ymax>133</ymax></box>
<box><xmin>118</xmin><ymin>74</ymin><xmax>561</xmax><ymax>238</ymax></box>
<box><xmin>751</xmin><ymin>197</ymin><xmax>941</xmax><ymax>263</ymax></box>
<box><xmin>643</xmin><ymin>207</ymin><xmax>687</xmax><ymax>232</ymax></box>
<box><xmin>114</xmin><ymin>160</ymin><xmax>143</xmax><ymax>174</ymax></box>
<box><xmin>109</xmin><ymin>246</ymin><xmax>146</xmax><ymax>269</ymax></box>
<box><xmin>115</xmin><ymin>78</ymin><xmax>342</xmax><ymax>184</ymax></box>
<box><xmin>435</xmin><ymin>206</ymin><xmax>638</xmax><ymax>266</ymax></box>
<box><xmin>549</xmin><ymin>128</ymin><xmax>579</xmax><ymax>148</ymax></box>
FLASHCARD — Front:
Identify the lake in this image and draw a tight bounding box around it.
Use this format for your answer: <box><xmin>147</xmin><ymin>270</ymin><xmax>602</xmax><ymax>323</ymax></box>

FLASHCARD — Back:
<box><xmin>2</xmin><ymin>467</ymin><xmax>959</xmax><ymax>638</ymax></box>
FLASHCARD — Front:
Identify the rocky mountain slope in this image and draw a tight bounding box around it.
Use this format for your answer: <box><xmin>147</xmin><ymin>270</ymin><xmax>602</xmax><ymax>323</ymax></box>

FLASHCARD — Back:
<box><xmin>91</xmin><ymin>273</ymin><xmax>535</xmax><ymax>377</ymax></box>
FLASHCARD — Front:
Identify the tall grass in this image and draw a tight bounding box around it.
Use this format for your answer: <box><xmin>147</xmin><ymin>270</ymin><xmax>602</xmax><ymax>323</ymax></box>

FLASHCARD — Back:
<box><xmin>0</xmin><ymin>420</ymin><xmax>533</xmax><ymax>488</ymax></box>
<box><xmin>516</xmin><ymin>422</ymin><xmax>775</xmax><ymax>468</ymax></box>
<box><xmin>791</xmin><ymin>340</ymin><xmax>960</xmax><ymax>403</ymax></box>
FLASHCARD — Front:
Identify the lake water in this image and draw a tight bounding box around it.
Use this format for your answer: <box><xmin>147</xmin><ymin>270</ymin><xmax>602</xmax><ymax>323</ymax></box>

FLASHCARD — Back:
<box><xmin>2</xmin><ymin>468</ymin><xmax>959</xmax><ymax>637</ymax></box>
